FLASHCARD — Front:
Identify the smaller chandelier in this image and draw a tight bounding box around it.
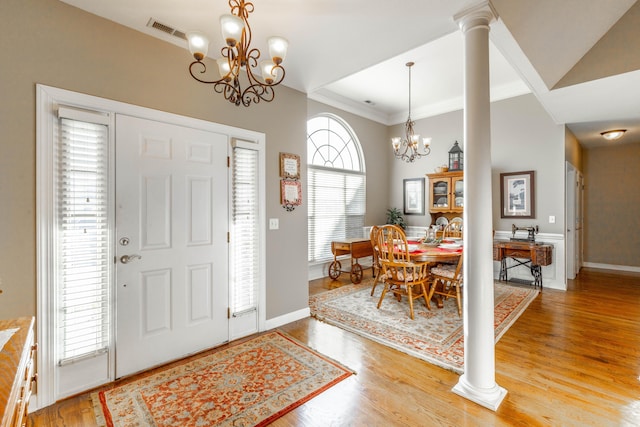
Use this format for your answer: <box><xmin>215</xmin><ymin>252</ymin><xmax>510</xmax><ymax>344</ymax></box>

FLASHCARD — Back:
<box><xmin>186</xmin><ymin>0</ymin><xmax>289</xmax><ymax>107</ymax></box>
<box><xmin>391</xmin><ymin>61</ymin><xmax>431</xmax><ymax>162</ymax></box>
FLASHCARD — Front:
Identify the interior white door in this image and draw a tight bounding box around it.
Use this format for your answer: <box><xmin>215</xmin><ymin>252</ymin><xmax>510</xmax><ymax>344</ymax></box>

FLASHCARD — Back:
<box><xmin>115</xmin><ymin>114</ymin><xmax>229</xmax><ymax>378</ymax></box>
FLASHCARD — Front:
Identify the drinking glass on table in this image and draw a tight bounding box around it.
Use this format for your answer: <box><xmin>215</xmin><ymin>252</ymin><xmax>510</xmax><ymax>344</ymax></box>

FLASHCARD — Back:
<box><xmin>426</xmin><ymin>227</ymin><xmax>436</xmax><ymax>243</ymax></box>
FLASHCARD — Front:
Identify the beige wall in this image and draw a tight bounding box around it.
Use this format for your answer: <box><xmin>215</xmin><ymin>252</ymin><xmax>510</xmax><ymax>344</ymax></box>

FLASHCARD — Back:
<box><xmin>565</xmin><ymin>127</ymin><xmax>583</xmax><ymax>171</ymax></box>
<box><xmin>583</xmin><ymin>143</ymin><xmax>640</xmax><ymax>267</ymax></box>
<box><xmin>0</xmin><ymin>0</ymin><xmax>309</xmax><ymax>320</ymax></box>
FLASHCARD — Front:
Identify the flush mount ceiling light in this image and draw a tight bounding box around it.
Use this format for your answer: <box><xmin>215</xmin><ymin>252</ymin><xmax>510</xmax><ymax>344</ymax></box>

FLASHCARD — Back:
<box><xmin>391</xmin><ymin>62</ymin><xmax>431</xmax><ymax>162</ymax></box>
<box><xmin>600</xmin><ymin>129</ymin><xmax>626</xmax><ymax>141</ymax></box>
<box><xmin>186</xmin><ymin>0</ymin><xmax>289</xmax><ymax>107</ymax></box>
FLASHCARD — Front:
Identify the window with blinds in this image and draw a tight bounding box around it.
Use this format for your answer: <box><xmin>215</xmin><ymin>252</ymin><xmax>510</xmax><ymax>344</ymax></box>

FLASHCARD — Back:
<box><xmin>230</xmin><ymin>145</ymin><xmax>259</xmax><ymax>316</ymax></box>
<box><xmin>307</xmin><ymin>115</ymin><xmax>366</xmax><ymax>263</ymax></box>
<box><xmin>56</xmin><ymin>114</ymin><xmax>110</xmax><ymax>364</ymax></box>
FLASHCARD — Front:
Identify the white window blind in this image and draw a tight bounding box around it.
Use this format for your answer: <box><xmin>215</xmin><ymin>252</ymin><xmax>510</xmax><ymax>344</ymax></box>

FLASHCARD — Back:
<box><xmin>308</xmin><ymin>168</ymin><xmax>365</xmax><ymax>262</ymax></box>
<box><xmin>231</xmin><ymin>145</ymin><xmax>259</xmax><ymax>316</ymax></box>
<box><xmin>307</xmin><ymin>115</ymin><xmax>366</xmax><ymax>263</ymax></box>
<box><xmin>56</xmin><ymin>115</ymin><xmax>110</xmax><ymax>364</ymax></box>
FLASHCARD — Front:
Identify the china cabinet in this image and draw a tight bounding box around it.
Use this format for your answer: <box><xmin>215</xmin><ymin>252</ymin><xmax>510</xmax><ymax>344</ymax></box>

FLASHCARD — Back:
<box><xmin>426</xmin><ymin>170</ymin><xmax>463</xmax><ymax>233</ymax></box>
<box><xmin>427</xmin><ymin>171</ymin><xmax>463</xmax><ymax>214</ymax></box>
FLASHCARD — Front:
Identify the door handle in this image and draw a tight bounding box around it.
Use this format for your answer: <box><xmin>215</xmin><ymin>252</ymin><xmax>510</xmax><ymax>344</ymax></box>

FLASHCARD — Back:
<box><xmin>120</xmin><ymin>254</ymin><xmax>142</xmax><ymax>264</ymax></box>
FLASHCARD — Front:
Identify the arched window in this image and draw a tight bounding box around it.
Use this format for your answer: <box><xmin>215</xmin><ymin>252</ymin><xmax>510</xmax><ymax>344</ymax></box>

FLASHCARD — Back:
<box><xmin>307</xmin><ymin>114</ymin><xmax>366</xmax><ymax>263</ymax></box>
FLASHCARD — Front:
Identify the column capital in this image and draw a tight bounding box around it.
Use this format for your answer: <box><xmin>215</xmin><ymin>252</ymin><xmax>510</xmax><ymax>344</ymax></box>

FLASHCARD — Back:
<box><xmin>454</xmin><ymin>1</ymin><xmax>497</xmax><ymax>33</ymax></box>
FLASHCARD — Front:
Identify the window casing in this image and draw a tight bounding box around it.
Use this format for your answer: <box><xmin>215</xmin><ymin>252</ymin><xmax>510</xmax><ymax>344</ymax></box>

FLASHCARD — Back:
<box><xmin>56</xmin><ymin>112</ymin><xmax>111</xmax><ymax>365</ymax></box>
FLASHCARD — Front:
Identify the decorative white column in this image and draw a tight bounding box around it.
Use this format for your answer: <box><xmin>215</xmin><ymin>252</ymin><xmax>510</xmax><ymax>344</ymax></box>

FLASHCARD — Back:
<box><xmin>452</xmin><ymin>1</ymin><xmax>507</xmax><ymax>411</ymax></box>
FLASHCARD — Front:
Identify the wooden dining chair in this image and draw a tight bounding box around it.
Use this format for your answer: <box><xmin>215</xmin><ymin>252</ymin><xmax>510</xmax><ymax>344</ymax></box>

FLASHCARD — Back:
<box><xmin>369</xmin><ymin>225</ymin><xmax>382</xmax><ymax>296</ymax></box>
<box><xmin>375</xmin><ymin>224</ymin><xmax>431</xmax><ymax>319</ymax></box>
<box><xmin>442</xmin><ymin>217</ymin><xmax>463</xmax><ymax>239</ymax></box>
<box><xmin>427</xmin><ymin>253</ymin><xmax>463</xmax><ymax>316</ymax></box>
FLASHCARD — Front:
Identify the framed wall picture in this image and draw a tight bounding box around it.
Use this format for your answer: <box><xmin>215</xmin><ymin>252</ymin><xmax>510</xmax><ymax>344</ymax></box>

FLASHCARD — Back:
<box><xmin>403</xmin><ymin>178</ymin><xmax>425</xmax><ymax>215</ymax></box>
<box><xmin>279</xmin><ymin>152</ymin><xmax>300</xmax><ymax>179</ymax></box>
<box><xmin>280</xmin><ymin>179</ymin><xmax>302</xmax><ymax>206</ymax></box>
<box><xmin>500</xmin><ymin>170</ymin><xmax>535</xmax><ymax>218</ymax></box>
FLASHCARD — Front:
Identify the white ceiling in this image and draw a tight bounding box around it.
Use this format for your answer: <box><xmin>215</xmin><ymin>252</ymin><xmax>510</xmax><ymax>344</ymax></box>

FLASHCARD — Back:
<box><xmin>58</xmin><ymin>0</ymin><xmax>640</xmax><ymax>148</ymax></box>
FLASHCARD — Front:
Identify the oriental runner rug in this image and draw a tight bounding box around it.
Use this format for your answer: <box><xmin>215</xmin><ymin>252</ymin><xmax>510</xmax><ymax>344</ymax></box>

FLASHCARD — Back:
<box><xmin>310</xmin><ymin>280</ymin><xmax>538</xmax><ymax>374</ymax></box>
<box><xmin>92</xmin><ymin>331</ymin><xmax>353</xmax><ymax>427</ymax></box>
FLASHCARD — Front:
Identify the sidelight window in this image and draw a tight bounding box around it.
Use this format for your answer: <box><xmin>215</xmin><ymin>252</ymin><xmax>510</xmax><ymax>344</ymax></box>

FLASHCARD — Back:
<box><xmin>56</xmin><ymin>109</ymin><xmax>111</xmax><ymax>365</ymax></box>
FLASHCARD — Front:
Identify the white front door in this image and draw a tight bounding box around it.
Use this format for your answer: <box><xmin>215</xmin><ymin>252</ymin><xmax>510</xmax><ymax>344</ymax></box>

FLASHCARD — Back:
<box><xmin>115</xmin><ymin>114</ymin><xmax>229</xmax><ymax>378</ymax></box>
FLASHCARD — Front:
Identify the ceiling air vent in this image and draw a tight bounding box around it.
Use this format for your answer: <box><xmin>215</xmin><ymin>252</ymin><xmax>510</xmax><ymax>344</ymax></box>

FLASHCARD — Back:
<box><xmin>146</xmin><ymin>18</ymin><xmax>187</xmax><ymax>40</ymax></box>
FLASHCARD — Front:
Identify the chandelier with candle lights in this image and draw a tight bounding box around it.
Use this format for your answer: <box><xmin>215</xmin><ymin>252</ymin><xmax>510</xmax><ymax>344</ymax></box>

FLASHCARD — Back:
<box><xmin>186</xmin><ymin>0</ymin><xmax>289</xmax><ymax>107</ymax></box>
<box><xmin>391</xmin><ymin>62</ymin><xmax>431</xmax><ymax>162</ymax></box>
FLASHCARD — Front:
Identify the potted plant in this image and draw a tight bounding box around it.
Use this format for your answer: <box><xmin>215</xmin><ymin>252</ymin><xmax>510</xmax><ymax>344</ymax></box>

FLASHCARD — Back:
<box><xmin>386</xmin><ymin>207</ymin><xmax>406</xmax><ymax>229</ymax></box>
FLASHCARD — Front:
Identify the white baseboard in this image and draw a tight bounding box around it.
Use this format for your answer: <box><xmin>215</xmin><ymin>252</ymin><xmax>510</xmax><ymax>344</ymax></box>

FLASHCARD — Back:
<box><xmin>265</xmin><ymin>307</ymin><xmax>310</xmax><ymax>330</ymax></box>
<box><xmin>309</xmin><ymin>261</ymin><xmax>329</xmax><ymax>281</ymax></box>
<box><xmin>583</xmin><ymin>262</ymin><xmax>640</xmax><ymax>273</ymax></box>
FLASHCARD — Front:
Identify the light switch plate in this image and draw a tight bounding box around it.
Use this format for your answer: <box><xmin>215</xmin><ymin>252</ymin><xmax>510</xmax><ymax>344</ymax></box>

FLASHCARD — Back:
<box><xmin>269</xmin><ymin>218</ymin><xmax>279</xmax><ymax>230</ymax></box>
<box><xmin>549</xmin><ymin>215</ymin><xmax>556</xmax><ymax>224</ymax></box>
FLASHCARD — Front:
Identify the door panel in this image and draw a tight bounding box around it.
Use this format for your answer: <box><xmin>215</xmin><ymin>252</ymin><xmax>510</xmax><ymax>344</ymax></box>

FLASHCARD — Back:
<box><xmin>115</xmin><ymin>115</ymin><xmax>229</xmax><ymax>378</ymax></box>
<box><xmin>188</xmin><ymin>177</ymin><xmax>213</xmax><ymax>245</ymax></box>
<box><xmin>141</xmin><ymin>175</ymin><xmax>172</xmax><ymax>249</ymax></box>
<box><xmin>188</xmin><ymin>263</ymin><xmax>213</xmax><ymax>322</ymax></box>
<box><xmin>141</xmin><ymin>269</ymin><xmax>172</xmax><ymax>334</ymax></box>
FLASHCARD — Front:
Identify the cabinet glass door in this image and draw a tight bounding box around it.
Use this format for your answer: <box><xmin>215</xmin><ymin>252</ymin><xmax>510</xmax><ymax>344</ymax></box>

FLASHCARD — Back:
<box><xmin>432</xmin><ymin>179</ymin><xmax>449</xmax><ymax>209</ymax></box>
<box><xmin>453</xmin><ymin>178</ymin><xmax>464</xmax><ymax>209</ymax></box>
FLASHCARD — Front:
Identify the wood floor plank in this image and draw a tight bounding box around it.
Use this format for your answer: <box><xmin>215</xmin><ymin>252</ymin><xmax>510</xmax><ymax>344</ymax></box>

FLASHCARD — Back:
<box><xmin>29</xmin><ymin>268</ymin><xmax>640</xmax><ymax>426</ymax></box>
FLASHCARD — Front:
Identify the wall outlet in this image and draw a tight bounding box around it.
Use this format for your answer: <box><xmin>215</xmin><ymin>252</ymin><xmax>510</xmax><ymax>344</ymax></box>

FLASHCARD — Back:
<box><xmin>549</xmin><ymin>215</ymin><xmax>556</xmax><ymax>224</ymax></box>
<box><xmin>269</xmin><ymin>218</ymin><xmax>279</xmax><ymax>230</ymax></box>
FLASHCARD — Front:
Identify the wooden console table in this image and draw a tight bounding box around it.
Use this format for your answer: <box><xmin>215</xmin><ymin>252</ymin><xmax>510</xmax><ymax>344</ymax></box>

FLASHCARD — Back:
<box><xmin>493</xmin><ymin>240</ymin><xmax>553</xmax><ymax>289</ymax></box>
<box><xmin>1</xmin><ymin>317</ymin><xmax>37</xmax><ymax>427</ymax></box>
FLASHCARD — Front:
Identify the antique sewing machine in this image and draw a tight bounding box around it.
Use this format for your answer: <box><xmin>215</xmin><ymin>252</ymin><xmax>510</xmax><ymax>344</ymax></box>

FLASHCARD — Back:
<box><xmin>494</xmin><ymin>224</ymin><xmax>551</xmax><ymax>288</ymax></box>
<box><xmin>511</xmin><ymin>224</ymin><xmax>539</xmax><ymax>242</ymax></box>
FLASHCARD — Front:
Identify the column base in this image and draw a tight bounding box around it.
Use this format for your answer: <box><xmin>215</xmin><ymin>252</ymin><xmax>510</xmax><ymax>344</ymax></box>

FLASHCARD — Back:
<box><xmin>452</xmin><ymin>374</ymin><xmax>507</xmax><ymax>411</ymax></box>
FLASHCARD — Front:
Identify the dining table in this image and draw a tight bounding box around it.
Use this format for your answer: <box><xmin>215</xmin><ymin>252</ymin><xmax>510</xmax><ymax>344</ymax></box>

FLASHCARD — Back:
<box><xmin>406</xmin><ymin>241</ymin><xmax>462</xmax><ymax>308</ymax></box>
<box><xmin>406</xmin><ymin>241</ymin><xmax>462</xmax><ymax>263</ymax></box>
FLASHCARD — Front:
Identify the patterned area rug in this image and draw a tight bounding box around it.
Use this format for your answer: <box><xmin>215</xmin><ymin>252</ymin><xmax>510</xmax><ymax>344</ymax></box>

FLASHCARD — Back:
<box><xmin>310</xmin><ymin>280</ymin><xmax>538</xmax><ymax>373</ymax></box>
<box><xmin>92</xmin><ymin>331</ymin><xmax>353</xmax><ymax>426</ymax></box>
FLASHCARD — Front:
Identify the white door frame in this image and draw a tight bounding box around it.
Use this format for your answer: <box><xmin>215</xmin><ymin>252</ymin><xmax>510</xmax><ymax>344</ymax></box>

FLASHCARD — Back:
<box><xmin>565</xmin><ymin>161</ymin><xmax>584</xmax><ymax>280</ymax></box>
<box><xmin>36</xmin><ymin>84</ymin><xmax>266</xmax><ymax>408</ymax></box>
<box><xmin>565</xmin><ymin>162</ymin><xmax>576</xmax><ymax>280</ymax></box>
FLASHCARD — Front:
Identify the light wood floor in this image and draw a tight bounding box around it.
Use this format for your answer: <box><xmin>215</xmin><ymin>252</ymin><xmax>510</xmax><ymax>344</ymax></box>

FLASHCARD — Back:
<box><xmin>30</xmin><ymin>268</ymin><xmax>640</xmax><ymax>426</ymax></box>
